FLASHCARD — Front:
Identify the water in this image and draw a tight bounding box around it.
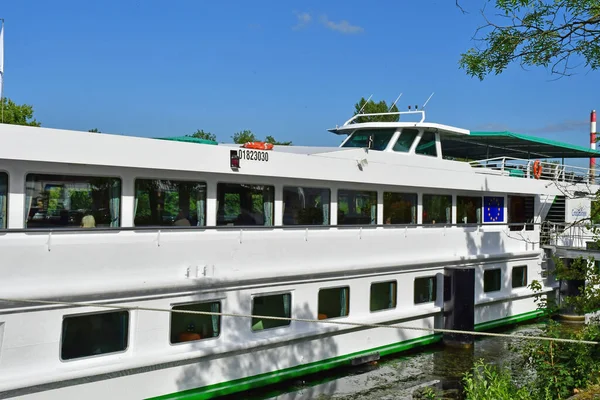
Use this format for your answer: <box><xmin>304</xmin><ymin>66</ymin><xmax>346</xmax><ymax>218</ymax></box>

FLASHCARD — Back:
<box><xmin>224</xmin><ymin>322</ymin><xmax>547</xmax><ymax>400</ymax></box>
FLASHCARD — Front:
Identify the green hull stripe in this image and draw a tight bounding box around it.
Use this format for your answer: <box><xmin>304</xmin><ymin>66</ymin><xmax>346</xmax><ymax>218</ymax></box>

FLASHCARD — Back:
<box><xmin>148</xmin><ymin>310</ymin><xmax>544</xmax><ymax>400</ymax></box>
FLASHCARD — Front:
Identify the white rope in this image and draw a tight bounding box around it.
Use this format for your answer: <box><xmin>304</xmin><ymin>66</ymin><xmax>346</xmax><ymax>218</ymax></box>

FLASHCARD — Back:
<box><xmin>0</xmin><ymin>297</ymin><xmax>597</xmax><ymax>345</ymax></box>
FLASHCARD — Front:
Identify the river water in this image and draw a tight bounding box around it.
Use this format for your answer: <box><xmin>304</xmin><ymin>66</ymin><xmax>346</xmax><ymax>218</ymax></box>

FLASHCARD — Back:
<box><xmin>228</xmin><ymin>321</ymin><xmax>547</xmax><ymax>400</ymax></box>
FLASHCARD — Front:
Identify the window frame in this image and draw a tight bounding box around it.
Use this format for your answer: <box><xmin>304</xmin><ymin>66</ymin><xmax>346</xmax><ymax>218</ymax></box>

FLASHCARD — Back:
<box><xmin>133</xmin><ymin>177</ymin><xmax>208</xmax><ymax>227</ymax></box>
<box><xmin>24</xmin><ymin>172</ymin><xmax>123</xmax><ymax>229</ymax></box>
<box><xmin>215</xmin><ymin>181</ymin><xmax>275</xmax><ymax>227</ymax></box>
<box><xmin>169</xmin><ymin>300</ymin><xmax>222</xmax><ymax>345</ymax></box>
<box><xmin>392</xmin><ymin>128</ymin><xmax>420</xmax><ymax>153</ymax></box>
<box><xmin>414</xmin><ymin>276</ymin><xmax>438</xmax><ymax>304</ymax></box>
<box><xmin>414</xmin><ymin>131</ymin><xmax>438</xmax><ymax>157</ymax></box>
<box><xmin>282</xmin><ymin>186</ymin><xmax>331</xmax><ymax>226</ymax></box>
<box><xmin>383</xmin><ymin>191</ymin><xmax>418</xmax><ymax>225</ymax></box>
<box><xmin>317</xmin><ymin>285</ymin><xmax>350</xmax><ymax>320</ymax></box>
<box><xmin>483</xmin><ymin>268</ymin><xmax>502</xmax><ymax>293</ymax></box>
<box><xmin>369</xmin><ymin>280</ymin><xmax>398</xmax><ymax>312</ymax></box>
<box><xmin>250</xmin><ymin>292</ymin><xmax>293</xmax><ymax>332</ymax></box>
<box><xmin>337</xmin><ymin>189</ymin><xmax>378</xmax><ymax>226</ymax></box>
<box><xmin>59</xmin><ymin>309</ymin><xmax>130</xmax><ymax>362</ymax></box>
<box><xmin>511</xmin><ymin>266</ymin><xmax>528</xmax><ymax>289</ymax></box>
<box><xmin>422</xmin><ymin>193</ymin><xmax>453</xmax><ymax>225</ymax></box>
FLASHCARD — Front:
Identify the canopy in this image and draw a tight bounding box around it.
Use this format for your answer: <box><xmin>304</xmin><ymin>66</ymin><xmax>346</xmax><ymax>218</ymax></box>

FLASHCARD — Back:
<box><xmin>441</xmin><ymin>131</ymin><xmax>600</xmax><ymax>160</ymax></box>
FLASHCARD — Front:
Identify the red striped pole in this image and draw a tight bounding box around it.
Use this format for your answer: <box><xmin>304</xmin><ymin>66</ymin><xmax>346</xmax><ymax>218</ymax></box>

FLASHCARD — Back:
<box><xmin>591</xmin><ymin>110</ymin><xmax>596</xmax><ymax>178</ymax></box>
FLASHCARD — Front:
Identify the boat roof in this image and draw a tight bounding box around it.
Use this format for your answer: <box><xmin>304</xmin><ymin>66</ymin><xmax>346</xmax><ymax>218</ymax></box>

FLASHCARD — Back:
<box><xmin>442</xmin><ymin>131</ymin><xmax>600</xmax><ymax>159</ymax></box>
<box><xmin>327</xmin><ymin>121</ymin><xmax>470</xmax><ymax>136</ymax></box>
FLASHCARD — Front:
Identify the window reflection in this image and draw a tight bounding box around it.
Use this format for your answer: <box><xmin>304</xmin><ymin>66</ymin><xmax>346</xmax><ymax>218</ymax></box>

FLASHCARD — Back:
<box><xmin>341</xmin><ymin>129</ymin><xmax>396</xmax><ymax>151</ymax></box>
<box><xmin>423</xmin><ymin>194</ymin><xmax>452</xmax><ymax>224</ymax></box>
<box><xmin>25</xmin><ymin>174</ymin><xmax>121</xmax><ymax>228</ymax></box>
<box><xmin>217</xmin><ymin>183</ymin><xmax>274</xmax><ymax>226</ymax></box>
<box><xmin>457</xmin><ymin>196</ymin><xmax>482</xmax><ymax>224</ymax></box>
<box><xmin>283</xmin><ymin>186</ymin><xmax>330</xmax><ymax>225</ymax></box>
<box><xmin>0</xmin><ymin>172</ymin><xmax>6</xmax><ymax>229</ymax></box>
<box><xmin>393</xmin><ymin>129</ymin><xmax>419</xmax><ymax>153</ymax></box>
<box><xmin>383</xmin><ymin>192</ymin><xmax>416</xmax><ymax>224</ymax></box>
<box><xmin>134</xmin><ymin>179</ymin><xmax>206</xmax><ymax>227</ymax></box>
<box><xmin>415</xmin><ymin>131</ymin><xmax>437</xmax><ymax>157</ymax></box>
<box><xmin>338</xmin><ymin>190</ymin><xmax>377</xmax><ymax>225</ymax></box>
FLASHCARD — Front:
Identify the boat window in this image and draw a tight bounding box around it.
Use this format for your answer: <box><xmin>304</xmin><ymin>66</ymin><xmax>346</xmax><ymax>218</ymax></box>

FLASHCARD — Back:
<box><xmin>383</xmin><ymin>192</ymin><xmax>417</xmax><ymax>224</ymax></box>
<box><xmin>341</xmin><ymin>129</ymin><xmax>396</xmax><ymax>151</ymax></box>
<box><xmin>61</xmin><ymin>311</ymin><xmax>129</xmax><ymax>360</ymax></box>
<box><xmin>338</xmin><ymin>190</ymin><xmax>377</xmax><ymax>225</ymax></box>
<box><xmin>484</xmin><ymin>269</ymin><xmax>501</xmax><ymax>292</ymax></box>
<box><xmin>25</xmin><ymin>174</ymin><xmax>121</xmax><ymax>229</ymax></box>
<box><xmin>392</xmin><ymin>129</ymin><xmax>419</xmax><ymax>153</ymax></box>
<box><xmin>251</xmin><ymin>293</ymin><xmax>291</xmax><ymax>331</ymax></box>
<box><xmin>134</xmin><ymin>179</ymin><xmax>207</xmax><ymax>227</ymax></box>
<box><xmin>512</xmin><ymin>266</ymin><xmax>527</xmax><ymax>288</ymax></box>
<box><xmin>217</xmin><ymin>183</ymin><xmax>274</xmax><ymax>226</ymax></box>
<box><xmin>414</xmin><ymin>276</ymin><xmax>437</xmax><ymax>304</ymax></box>
<box><xmin>422</xmin><ymin>194</ymin><xmax>452</xmax><ymax>224</ymax></box>
<box><xmin>415</xmin><ymin>131</ymin><xmax>438</xmax><ymax>157</ymax></box>
<box><xmin>370</xmin><ymin>281</ymin><xmax>397</xmax><ymax>312</ymax></box>
<box><xmin>508</xmin><ymin>195</ymin><xmax>534</xmax><ymax>231</ymax></box>
<box><xmin>318</xmin><ymin>287</ymin><xmax>349</xmax><ymax>319</ymax></box>
<box><xmin>283</xmin><ymin>186</ymin><xmax>330</xmax><ymax>225</ymax></box>
<box><xmin>457</xmin><ymin>196</ymin><xmax>482</xmax><ymax>224</ymax></box>
<box><xmin>0</xmin><ymin>172</ymin><xmax>7</xmax><ymax>229</ymax></box>
<box><xmin>171</xmin><ymin>301</ymin><xmax>220</xmax><ymax>344</ymax></box>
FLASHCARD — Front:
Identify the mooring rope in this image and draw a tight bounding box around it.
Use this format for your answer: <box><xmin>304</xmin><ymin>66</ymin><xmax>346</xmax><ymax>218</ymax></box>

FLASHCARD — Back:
<box><xmin>0</xmin><ymin>297</ymin><xmax>597</xmax><ymax>345</ymax></box>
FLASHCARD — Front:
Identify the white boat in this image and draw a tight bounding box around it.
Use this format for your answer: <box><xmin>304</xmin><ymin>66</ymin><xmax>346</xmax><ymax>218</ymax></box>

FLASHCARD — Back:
<box><xmin>0</xmin><ymin>108</ymin><xmax>597</xmax><ymax>399</ymax></box>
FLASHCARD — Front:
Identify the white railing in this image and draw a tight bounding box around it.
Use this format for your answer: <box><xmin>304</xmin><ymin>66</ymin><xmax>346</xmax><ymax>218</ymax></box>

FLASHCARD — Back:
<box><xmin>541</xmin><ymin>221</ymin><xmax>600</xmax><ymax>249</ymax></box>
<box><xmin>469</xmin><ymin>157</ymin><xmax>599</xmax><ymax>185</ymax></box>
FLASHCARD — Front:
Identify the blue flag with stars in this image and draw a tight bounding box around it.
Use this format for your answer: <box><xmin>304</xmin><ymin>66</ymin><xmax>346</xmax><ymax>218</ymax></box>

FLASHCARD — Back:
<box><xmin>484</xmin><ymin>196</ymin><xmax>504</xmax><ymax>222</ymax></box>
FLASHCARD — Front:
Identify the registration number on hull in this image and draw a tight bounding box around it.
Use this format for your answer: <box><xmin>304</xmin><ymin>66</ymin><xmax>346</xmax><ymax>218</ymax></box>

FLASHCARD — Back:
<box><xmin>238</xmin><ymin>149</ymin><xmax>269</xmax><ymax>162</ymax></box>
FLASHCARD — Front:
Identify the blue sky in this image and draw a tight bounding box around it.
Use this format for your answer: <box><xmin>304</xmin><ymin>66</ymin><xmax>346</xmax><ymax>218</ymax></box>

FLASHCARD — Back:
<box><xmin>2</xmin><ymin>0</ymin><xmax>599</xmax><ymax>150</ymax></box>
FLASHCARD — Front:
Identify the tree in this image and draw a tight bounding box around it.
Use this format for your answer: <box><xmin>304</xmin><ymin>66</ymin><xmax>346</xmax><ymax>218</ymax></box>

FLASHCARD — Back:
<box><xmin>353</xmin><ymin>97</ymin><xmax>399</xmax><ymax>123</ymax></box>
<box><xmin>188</xmin><ymin>129</ymin><xmax>216</xmax><ymax>142</ymax></box>
<box><xmin>460</xmin><ymin>1</ymin><xmax>600</xmax><ymax>80</ymax></box>
<box><xmin>88</xmin><ymin>128</ymin><xmax>101</xmax><ymax>133</ymax></box>
<box><xmin>0</xmin><ymin>98</ymin><xmax>40</xmax><ymax>126</ymax></box>
<box><xmin>232</xmin><ymin>130</ymin><xmax>292</xmax><ymax>145</ymax></box>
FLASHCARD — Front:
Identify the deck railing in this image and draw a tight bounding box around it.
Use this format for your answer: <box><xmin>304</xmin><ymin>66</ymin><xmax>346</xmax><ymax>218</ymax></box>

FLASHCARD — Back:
<box><xmin>469</xmin><ymin>157</ymin><xmax>598</xmax><ymax>185</ymax></box>
<box><xmin>541</xmin><ymin>221</ymin><xmax>600</xmax><ymax>249</ymax></box>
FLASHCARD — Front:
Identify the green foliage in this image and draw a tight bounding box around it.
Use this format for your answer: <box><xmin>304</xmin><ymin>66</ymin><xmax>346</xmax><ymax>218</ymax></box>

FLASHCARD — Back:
<box><xmin>462</xmin><ymin>359</ymin><xmax>531</xmax><ymax>400</ymax></box>
<box><xmin>232</xmin><ymin>130</ymin><xmax>292</xmax><ymax>145</ymax></box>
<box><xmin>353</xmin><ymin>97</ymin><xmax>399</xmax><ymax>123</ymax></box>
<box><xmin>0</xmin><ymin>98</ymin><xmax>40</xmax><ymax>126</ymax></box>
<box><xmin>460</xmin><ymin>0</ymin><xmax>600</xmax><ymax>79</ymax></box>
<box><xmin>188</xmin><ymin>129</ymin><xmax>216</xmax><ymax>142</ymax></box>
<box><xmin>88</xmin><ymin>128</ymin><xmax>101</xmax><ymax>133</ymax></box>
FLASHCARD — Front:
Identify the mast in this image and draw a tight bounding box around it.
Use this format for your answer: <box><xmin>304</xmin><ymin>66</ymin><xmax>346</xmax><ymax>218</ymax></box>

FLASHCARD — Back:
<box><xmin>591</xmin><ymin>110</ymin><xmax>596</xmax><ymax>179</ymax></box>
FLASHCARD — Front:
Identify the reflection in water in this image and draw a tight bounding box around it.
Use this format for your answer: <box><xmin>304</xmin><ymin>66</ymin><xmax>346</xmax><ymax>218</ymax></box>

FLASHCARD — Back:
<box><xmin>226</xmin><ymin>322</ymin><xmax>545</xmax><ymax>400</ymax></box>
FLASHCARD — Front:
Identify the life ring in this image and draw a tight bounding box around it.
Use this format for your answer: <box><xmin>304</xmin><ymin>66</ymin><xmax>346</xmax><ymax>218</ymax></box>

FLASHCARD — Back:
<box><xmin>533</xmin><ymin>160</ymin><xmax>542</xmax><ymax>179</ymax></box>
<box><xmin>242</xmin><ymin>142</ymin><xmax>274</xmax><ymax>150</ymax></box>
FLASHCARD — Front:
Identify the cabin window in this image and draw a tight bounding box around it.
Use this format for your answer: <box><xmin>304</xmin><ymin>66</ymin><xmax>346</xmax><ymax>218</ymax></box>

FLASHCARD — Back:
<box><xmin>370</xmin><ymin>281</ymin><xmax>397</xmax><ymax>312</ymax></box>
<box><xmin>171</xmin><ymin>301</ymin><xmax>220</xmax><ymax>344</ymax></box>
<box><xmin>134</xmin><ymin>179</ymin><xmax>206</xmax><ymax>227</ymax></box>
<box><xmin>61</xmin><ymin>311</ymin><xmax>129</xmax><ymax>360</ymax></box>
<box><xmin>422</xmin><ymin>194</ymin><xmax>452</xmax><ymax>225</ymax></box>
<box><xmin>318</xmin><ymin>287</ymin><xmax>349</xmax><ymax>319</ymax></box>
<box><xmin>283</xmin><ymin>187</ymin><xmax>330</xmax><ymax>225</ymax></box>
<box><xmin>251</xmin><ymin>293</ymin><xmax>291</xmax><ymax>331</ymax></box>
<box><xmin>415</xmin><ymin>131</ymin><xmax>437</xmax><ymax>157</ymax></box>
<box><xmin>414</xmin><ymin>276</ymin><xmax>437</xmax><ymax>304</ymax></box>
<box><xmin>338</xmin><ymin>190</ymin><xmax>377</xmax><ymax>225</ymax></box>
<box><xmin>25</xmin><ymin>174</ymin><xmax>121</xmax><ymax>229</ymax></box>
<box><xmin>217</xmin><ymin>183</ymin><xmax>274</xmax><ymax>226</ymax></box>
<box><xmin>0</xmin><ymin>172</ymin><xmax>7</xmax><ymax>229</ymax></box>
<box><xmin>512</xmin><ymin>266</ymin><xmax>527</xmax><ymax>288</ymax></box>
<box><xmin>392</xmin><ymin>128</ymin><xmax>419</xmax><ymax>153</ymax></box>
<box><xmin>457</xmin><ymin>196</ymin><xmax>482</xmax><ymax>224</ymax></box>
<box><xmin>342</xmin><ymin>129</ymin><xmax>396</xmax><ymax>151</ymax></box>
<box><xmin>508</xmin><ymin>195</ymin><xmax>534</xmax><ymax>231</ymax></box>
<box><xmin>484</xmin><ymin>269</ymin><xmax>502</xmax><ymax>292</ymax></box>
<box><xmin>383</xmin><ymin>192</ymin><xmax>417</xmax><ymax>224</ymax></box>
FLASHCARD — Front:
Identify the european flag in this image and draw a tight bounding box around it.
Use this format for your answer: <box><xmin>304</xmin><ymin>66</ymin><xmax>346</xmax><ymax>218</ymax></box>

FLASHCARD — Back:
<box><xmin>483</xmin><ymin>196</ymin><xmax>504</xmax><ymax>222</ymax></box>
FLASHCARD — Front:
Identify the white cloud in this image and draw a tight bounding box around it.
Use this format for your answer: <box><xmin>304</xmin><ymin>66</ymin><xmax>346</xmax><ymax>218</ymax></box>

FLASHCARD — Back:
<box><xmin>320</xmin><ymin>15</ymin><xmax>364</xmax><ymax>34</ymax></box>
<box><xmin>292</xmin><ymin>11</ymin><xmax>312</xmax><ymax>30</ymax></box>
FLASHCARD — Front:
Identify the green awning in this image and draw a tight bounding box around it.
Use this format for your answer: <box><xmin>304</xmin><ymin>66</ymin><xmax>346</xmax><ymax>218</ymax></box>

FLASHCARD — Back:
<box><xmin>156</xmin><ymin>136</ymin><xmax>218</xmax><ymax>145</ymax></box>
<box><xmin>441</xmin><ymin>131</ymin><xmax>600</xmax><ymax>160</ymax></box>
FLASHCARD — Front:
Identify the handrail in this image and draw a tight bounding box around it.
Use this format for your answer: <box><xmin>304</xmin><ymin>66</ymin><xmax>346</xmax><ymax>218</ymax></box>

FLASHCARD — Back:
<box><xmin>541</xmin><ymin>221</ymin><xmax>600</xmax><ymax>249</ymax></box>
<box><xmin>0</xmin><ymin>222</ymin><xmax>541</xmax><ymax>235</ymax></box>
<box><xmin>342</xmin><ymin>109</ymin><xmax>426</xmax><ymax>126</ymax></box>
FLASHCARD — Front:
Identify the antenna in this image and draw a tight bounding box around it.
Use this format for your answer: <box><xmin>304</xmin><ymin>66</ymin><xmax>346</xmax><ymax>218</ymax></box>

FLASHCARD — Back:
<box><xmin>422</xmin><ymin>92</ymin><xmax>435</xmax><ymax>109</ymax></box>
<box><xmin>357</xmin><ymin>94</ymin><xmax>373</xmax><ymax>114</ymax></box>
<box><xmin>388</xmin><ymin>93</ymin><xmax>403</xmax><ymax>111</ymax></box>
